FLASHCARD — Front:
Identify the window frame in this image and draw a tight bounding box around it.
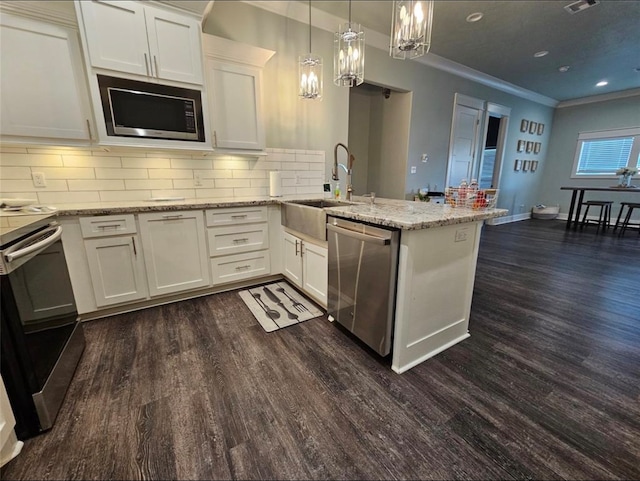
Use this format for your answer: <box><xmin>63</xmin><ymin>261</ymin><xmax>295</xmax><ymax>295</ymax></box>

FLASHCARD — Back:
<box><xmin>570</xmin><ymin>127</ymin><xmax>640</xmax><ymax>179</ymax></box>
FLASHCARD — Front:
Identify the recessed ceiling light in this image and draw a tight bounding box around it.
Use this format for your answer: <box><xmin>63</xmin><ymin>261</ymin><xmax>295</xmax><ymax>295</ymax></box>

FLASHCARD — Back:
<box><xmin>596</xmin><ymin>80</ymin><xmax>608</xmax><ymax>87</ymax></box>
<box><xmin>533</xmin><ymin>50</ymin><xmax>549</xmax><ymax>58</ymax></box>
<box><xmin>558</xmin><ymin>65</ymin><xmax>571</xmax><ymax>72</ymax></box>
<box><xmin>466</xmin><ymin>12</ymin><xmax>483</xmax><ymax>23</ymax></box>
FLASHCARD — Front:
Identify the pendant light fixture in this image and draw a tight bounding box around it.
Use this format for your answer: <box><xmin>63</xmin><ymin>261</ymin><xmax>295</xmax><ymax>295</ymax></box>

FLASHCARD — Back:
<box><xmin>299</xmin><ymin>0</ymin><xmax>322</xmax><ymax>99</ymax></box>
<box><xmin>333</xmin><ymin>0</ymin><xmax>364</xmax><ymax>87</ymax></box>
<box><xmin>390</xmin><ymin>0</ymin><xmax>434</xmax><ymax>60</ymax></box>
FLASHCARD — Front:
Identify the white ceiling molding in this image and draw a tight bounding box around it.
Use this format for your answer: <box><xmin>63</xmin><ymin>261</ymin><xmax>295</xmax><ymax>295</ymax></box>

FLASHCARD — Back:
<box><xmin>241</xmin><ymin>0</ymin><xmax>559</xmax><ymax>108</ymax></box>
<box><xmin>0</xmin><ymin>1</ymin><xmax>77</xmax><ymax>28</ymax></box>
<box><xmin>556</xmin><ymin>87</ymin><xmax>640</xmax><ymax>109</ymax></box>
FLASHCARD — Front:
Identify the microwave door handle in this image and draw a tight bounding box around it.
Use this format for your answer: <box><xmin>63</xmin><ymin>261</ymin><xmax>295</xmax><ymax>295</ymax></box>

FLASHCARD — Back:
<box><xmin>4</xmin><ymin>224</ymin><xmax>63</xmax><ymax>263</ymax></box>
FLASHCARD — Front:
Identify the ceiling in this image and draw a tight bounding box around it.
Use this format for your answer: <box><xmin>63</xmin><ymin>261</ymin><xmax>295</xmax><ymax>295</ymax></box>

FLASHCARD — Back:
<box><xmin>300</xmin><ymin>1</ymin><xmax>640</xmax><ymax>103</ymax></box>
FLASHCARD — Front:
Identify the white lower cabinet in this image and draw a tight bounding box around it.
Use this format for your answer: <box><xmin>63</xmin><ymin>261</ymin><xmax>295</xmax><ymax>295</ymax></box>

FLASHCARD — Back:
<box><xmin>283</xmin><ymin>231</ymin><xmax>328</xmax><ymax>306</ymax></box>
<box><xmin>206</xmin><ymin>206</ymin><xmax>270</xmax><ymax>286</ymax></box>
<box><xmin>139</xmin><ymin>211</ymin><xmax>210</xmax><ymax>297</ymax></box>
<box><xmin>80</xmin><ymin>214</ymin><xmax>147</xmax><ymax>307</ymax></box>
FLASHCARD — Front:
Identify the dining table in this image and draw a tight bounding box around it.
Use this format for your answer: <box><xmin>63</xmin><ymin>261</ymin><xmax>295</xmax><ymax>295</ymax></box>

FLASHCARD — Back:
<box><xmin>561</xmin><ymin>186</ymin><xmax>640</xmax><ymax>229</ymax></box>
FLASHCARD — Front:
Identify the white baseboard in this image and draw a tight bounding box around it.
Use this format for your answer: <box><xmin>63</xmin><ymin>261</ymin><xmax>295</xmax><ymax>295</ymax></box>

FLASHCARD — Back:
<box><xmin>486</xmin><ymin>212</ymin><xmax>531</xmax><ymax>225</ymax></box>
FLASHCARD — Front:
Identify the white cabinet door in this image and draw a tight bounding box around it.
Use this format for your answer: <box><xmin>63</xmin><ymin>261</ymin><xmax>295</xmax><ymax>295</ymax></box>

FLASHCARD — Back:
<box><xmin>206</xmin><ymin>60</ymin><xmax>264</xmax><ymax>150</ymax></box>
<box><xmin>302</xmin><ymin>242</ymin><xmax>328</xmax><ymax>306</ymax></box>
<box><xmin>139</xmin><ymin>211</ymin><xmax>210</xmax><ymax>297</ymax></box>
<box><xmin>78</xmin><ymin>0</ymin><xmax>150</xmax><ymax>77</ymax></box>
<box><xmin>145</xmin><ymin>7</ymin><xmax>203</xmax><ymax>84</ymax></box>
<box><xmin>84</xmin><ymin>235</ymin><xmax>148</xmax><ymax>307</ymax></box>
<box><xmin>0</xmin><ymin>14</ymin><xmax>91</xmax><ymax>140</ymax></box>
<box><xmin>283</xmin><ymin>232</ymin><xmax>303</xmax><ymax>288</ymax></box>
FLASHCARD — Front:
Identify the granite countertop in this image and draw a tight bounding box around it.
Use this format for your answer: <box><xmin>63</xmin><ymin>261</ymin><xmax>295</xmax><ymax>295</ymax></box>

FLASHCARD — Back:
<box><xmin>50</xmin><ymin>194</ymin><xmax>507</xmax><ymax>231</ymax></box>
<box><xmin>325</xmin><ymin>196</ymin><xmax>508</xmax><ymax>230</ymax></box>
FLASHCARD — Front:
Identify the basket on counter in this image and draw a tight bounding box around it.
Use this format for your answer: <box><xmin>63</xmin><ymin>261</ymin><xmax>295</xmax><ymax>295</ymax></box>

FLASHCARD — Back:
<box><xmin>444</xmin><ymin>187</ymin><xmax>499</xmax><ymax>209</ymax></box>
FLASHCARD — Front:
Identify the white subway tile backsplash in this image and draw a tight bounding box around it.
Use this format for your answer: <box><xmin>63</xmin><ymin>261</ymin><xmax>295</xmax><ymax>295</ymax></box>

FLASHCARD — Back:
<box><xmin>95</xmin><ymin>168</ymin><xmax>148</xmax><ymax>179</ymax></box>
<box><xmin>125</xmin><ymin>179</ymin><xmax>173</xmax><ymax>190</ymax></box>
<box><xmin>195</xmin><ymin>188</ymin><xmax>234</xmax><ymax>198</ymax></box>
<box><xmin>0</xmin><ymin>153</ymin><xmax>63</xmax><ymax>167</ymax></box>
<box><xmin>173</xmin><ymin>179</ymin><xmax>214</xmax><ymax>189</ymax></box>
<box><xmin>99</xmin><ymin>191</ymin><xmax>152</xmax><ymax>202</ymax></box>
<box><xmin>150</xmin><ymin>189</ymin><xmax>196</xmax><ymax>199</ymax></box>
<box><xmin>0</xmin><ymin>146</ymin><xmax>325</xmax><ymax>204</ymax></box>
<box><xmin>215</xmin><ymin>178</ymin><xmax>251</xmax><ymax>189</ymax></box>
<box><xmin>0</xmin><ymin>180</ymin><xmax>68</xmax><ymax>192</ymax></box>
<box><xmin>148</xmin><ymin>169</ymin><xmax>193</xmax><ymax>179</ymax></box>
<box><xmin>39</xmin><ymin>167</ymin><xmax>95</xmax><ymax>179</ymax></box>
<box><xmin>233</xmin><ymin>187</ymin><xmax>268</xmax><ymax>197</ymax></box>
<box><xmin>213</xmin><ymin>158</ymin><xmax>248</xmax><ymax>170</ymax></box>
<box><xmin>170</xmin><ymin>158</ymin><xmax>214</xmax><ymax>169</ymax></box>
<box><xmin>68</xmin><ymin>179</ymin><xmax>125</xmax><ymax>191</ymax></box>
<box><xmin>63</xmin><ymin>155</ymin><xmax>121</xmax><ymax>168</ymax></box>
<box><xmin>122</xmin><ymin>157</ymin><xmax>170</xmax><ymax>169</ymax></box>
<box><xmin>195</xmin><ymin>169</ymin><xmax>232</xmax><ymax>179</ymax></box>
<box><xmin>1</xmin><ymin>166</ymin><xmax>31</xmax><ymax>179</ymax></box>
<box><xmin>38</xmin><ymin>191</ymin><xmax>101</xmax><ymax>204</ymax></box>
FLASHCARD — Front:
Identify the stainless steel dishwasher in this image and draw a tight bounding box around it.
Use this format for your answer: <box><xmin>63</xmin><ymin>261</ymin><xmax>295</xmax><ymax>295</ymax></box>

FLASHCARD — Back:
<box><xmin>327</xmin><ymin>216</ymin><xmax>400</xmax><ymax>356</ymax></box>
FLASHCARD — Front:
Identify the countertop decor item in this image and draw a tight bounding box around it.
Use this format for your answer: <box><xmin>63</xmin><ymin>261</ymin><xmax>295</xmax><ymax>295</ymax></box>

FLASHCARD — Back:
<box><xmin>616</xmin><ymin>167</ymin><xmax>637</xmax><ymax>187</ymax></box>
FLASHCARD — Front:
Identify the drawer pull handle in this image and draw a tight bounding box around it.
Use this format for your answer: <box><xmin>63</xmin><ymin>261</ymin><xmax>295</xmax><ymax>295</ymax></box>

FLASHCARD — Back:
<box><xmin>231</xmin><ymin>214</ymin><xmax>248</xmax><ymax>219</ymax></box>
<box><xmin>97</xmin><ymin>224</ymin><xmax>121</xmax><ymax>229</ymax></box>
<box><xmin>162</xmin><ymin>214</ymin><xmax>183</xmax><ymax>219</ymax></box>
<box><xmin>233</xmin><ymin>238</ymin><xmax>249</xmax><ymax>244</ymax></box>
<box><xmin>235</xmin><ymin>264</ymin><xmax>251</xmax><ymax>271</ymax></box>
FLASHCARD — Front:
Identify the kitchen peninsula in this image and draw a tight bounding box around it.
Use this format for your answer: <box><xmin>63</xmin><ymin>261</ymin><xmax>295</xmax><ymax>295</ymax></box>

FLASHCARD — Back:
<box><xmin>54</xmin><ymin>195</ymin><xmax>506</xmax><ymax>373</ymax></box>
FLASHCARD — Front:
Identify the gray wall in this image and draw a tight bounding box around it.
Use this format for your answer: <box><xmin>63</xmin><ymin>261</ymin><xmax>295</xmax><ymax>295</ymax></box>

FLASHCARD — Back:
<box><xmin>203</xmin><ymin>2</ymin><xmax>557</xmax><ymax>213</ymax></box>
<box><xmin>539</xmin><ymin>95</ymin><xmax>640</xmax><ymax>214</ymax></box>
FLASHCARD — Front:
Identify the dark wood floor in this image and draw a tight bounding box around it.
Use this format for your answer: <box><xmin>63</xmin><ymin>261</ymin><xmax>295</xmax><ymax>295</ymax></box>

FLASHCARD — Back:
<box><xmin>3</xmin><ymin>220</ymin><xmax>639</xmax><ymax>480</ymax></box>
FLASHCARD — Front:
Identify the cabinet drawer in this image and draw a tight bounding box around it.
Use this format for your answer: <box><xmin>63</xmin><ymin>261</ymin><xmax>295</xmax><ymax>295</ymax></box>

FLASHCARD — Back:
<box><xmin>210</xmin><ymin>251</ymin><xmax>270</xmax><ymax>286</ymax></box>
<box><xmin>205</xmin><ymin>206</ymin><xmax>267</xmax><ymax>226</ymax></box>
<box><xmin>80</xmin><ymin>214</ymin><xmax>137</xmax><ymax>238</ymax></box>
<box><xmin>207</xmin><ymin>224</ymin><xmax>269</xmax><ymax>257</ymax></box>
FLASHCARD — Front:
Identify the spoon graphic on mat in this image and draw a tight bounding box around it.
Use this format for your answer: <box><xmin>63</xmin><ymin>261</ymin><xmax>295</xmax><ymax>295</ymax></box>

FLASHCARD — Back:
<box><xmin>263</xmin><ymin>287</ymin><xmax>298</xmax><ymax>320</ymax></box>
<box><xmin>252</xmin><ymin>292</ymin><xmax>280</xmax><ymax>320</ymax></box>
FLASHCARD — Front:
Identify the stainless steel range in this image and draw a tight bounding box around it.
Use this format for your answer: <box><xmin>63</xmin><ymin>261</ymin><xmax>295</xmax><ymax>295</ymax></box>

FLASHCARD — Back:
<box><xmin>0</xmin><ymin>208</ymin><xmax>84</xmax><ymax>440</ymax></box>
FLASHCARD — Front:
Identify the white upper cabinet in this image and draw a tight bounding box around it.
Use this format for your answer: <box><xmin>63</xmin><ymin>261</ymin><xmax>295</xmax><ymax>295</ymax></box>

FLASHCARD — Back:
<box><xmin>78</xmin><ymin>0</ymin><xmax>203</xmax><ymax>85</ymax></box>
<box><xmin>0</xmin><ymin>13</ymin><xmax>92</xmax><ymax>141</ymax></box>
<box><xmin>203</xmin><ymin>35</ymin><xmax>275</xmax><ymax>151</ymax></box>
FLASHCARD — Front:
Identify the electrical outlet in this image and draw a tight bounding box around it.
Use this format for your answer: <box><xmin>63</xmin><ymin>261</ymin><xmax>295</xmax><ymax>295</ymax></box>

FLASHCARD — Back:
<box><xmin>421</xmin><ymin>154</ymin><xmax>428</xmax><ymax>163</ymax></box>
<box><xmin>295</xmin><ymin>174</ymin><xmax>301</xmax><ymax>185</ymax></box>
<box><xmin>455</xmin><ymin>228</ymin><xmax>468</xmax><ymax>242</ymax></box>
<box><xmin>32</xmin><ymin>172</ymin><xmax>46</xmax><ymax>187</ymax></box>
<box><xmin>194</xmin><ymin>173</ymin><xmax>202</xmax><ymax>187</ymax></box>
<box><xmin>410</xmin><ymin>166</ymin><xmax>417</xmax><ymax>174</ymax></box>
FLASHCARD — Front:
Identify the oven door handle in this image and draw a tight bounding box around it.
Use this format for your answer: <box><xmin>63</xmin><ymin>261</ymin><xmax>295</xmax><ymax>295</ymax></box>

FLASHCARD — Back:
<box><xmin>4</xmin><ymin>224</ymin><xmax>63</xmax><ymax>263</ymax></box>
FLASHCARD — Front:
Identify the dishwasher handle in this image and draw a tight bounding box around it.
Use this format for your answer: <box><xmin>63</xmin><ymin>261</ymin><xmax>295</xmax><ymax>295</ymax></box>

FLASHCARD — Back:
<box><xmin>327</xmin><ymin>223</ymin><xmax>390</xmax><ymax>245</ymax></box>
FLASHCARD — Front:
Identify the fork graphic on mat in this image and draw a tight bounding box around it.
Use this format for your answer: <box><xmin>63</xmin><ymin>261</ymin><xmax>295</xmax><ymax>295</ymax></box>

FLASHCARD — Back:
<box><xmin>275</xmin><ymin>287</ymin><xmax>308</xmax><ymax>312</ymax></box>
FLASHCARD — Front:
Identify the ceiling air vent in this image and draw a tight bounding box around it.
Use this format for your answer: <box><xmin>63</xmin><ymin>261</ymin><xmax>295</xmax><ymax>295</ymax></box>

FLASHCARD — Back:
<box><xmin>564</xmin><ymin>0</ymin><xmax>600</xmax><ymax>14</ymax></box>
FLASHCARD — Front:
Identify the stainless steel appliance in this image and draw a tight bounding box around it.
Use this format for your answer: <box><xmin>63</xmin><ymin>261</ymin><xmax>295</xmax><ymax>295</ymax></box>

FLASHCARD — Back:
<box><xmin>327</xmin><ymin>216</ymin><xmax>400</xmax><ymax>356</ymax></box>
<box><xmin>97</xmin><ymin>74</ymin><xmax>205</xmax><ymax>142</ymax></box>
<box><xmin>1</xmin><ymin>214</ymin><xmax>84</xmax><ymax>439</ymax></box>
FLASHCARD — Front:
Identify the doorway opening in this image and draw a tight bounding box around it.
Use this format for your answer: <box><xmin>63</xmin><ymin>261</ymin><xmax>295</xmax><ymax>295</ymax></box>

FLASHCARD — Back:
<box><xmin>347</xmin><ymin>82</ymin><xmax>412</xmax><ymax>200</ymax></box>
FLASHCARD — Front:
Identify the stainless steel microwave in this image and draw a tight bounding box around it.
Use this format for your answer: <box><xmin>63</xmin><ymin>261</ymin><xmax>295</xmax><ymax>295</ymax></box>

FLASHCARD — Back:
<box><xmin>97</xmin><ymin>75</ymin><xmax>205</xmax><ymax>142</ymax></box>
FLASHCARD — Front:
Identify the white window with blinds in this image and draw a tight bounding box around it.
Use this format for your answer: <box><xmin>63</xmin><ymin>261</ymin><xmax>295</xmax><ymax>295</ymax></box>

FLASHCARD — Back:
<box><xmin>572</xmin><ymin>127</ymin><xmax>640</xmax><ymax>178</ymax></box>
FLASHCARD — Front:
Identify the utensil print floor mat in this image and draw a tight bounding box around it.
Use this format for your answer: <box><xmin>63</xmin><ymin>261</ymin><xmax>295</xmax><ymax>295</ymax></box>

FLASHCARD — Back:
<box><xmin>238</xmin><ymin>281</ymin><xmax>324</xmax><ymax>332</ymax></box>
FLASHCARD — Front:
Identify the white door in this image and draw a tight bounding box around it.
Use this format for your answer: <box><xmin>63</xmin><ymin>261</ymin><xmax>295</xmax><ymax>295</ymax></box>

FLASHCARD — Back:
<box><xmin>0</xmin><ymin>14</ymin><xmax>91</xmax><ymax>140</ymax></box>
<box><xmin>206</xmin><ymin>60</ymin><xmax>264</xmax><ymax>150</ymax></box>
<box><xmin>447</xmin><ymin>100</ymin><xmax>483</xmax><ymax>188</ymax></box>
<box><xmin>139</xmin><ymin>211</ymin><xmax>210</xmax><ymax>297</ymax></box>
<box><xmin>79</xmin><ymin>0</ymin><xmax>150</xmax><ymax>77</ymax></box>
<box><xmin>145</xmin><ymin>6</ymin><xmax>203</xmax><ymax>84</ymax></box>
<box><xmin>302</xmin><ymin>242</ymin><xmax>328</xmax><ymax>306</ymax></box>
<box><xmin>283</xmin><ymin>232</ymin><xmax>303</xmax><ymax>288</ymax></box>
<box><xmin>84</xmin><ymin>236</ymin><xmax>148</xmax><ymax>307</ymax></box>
